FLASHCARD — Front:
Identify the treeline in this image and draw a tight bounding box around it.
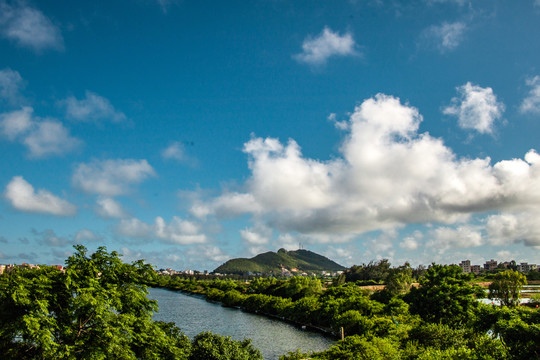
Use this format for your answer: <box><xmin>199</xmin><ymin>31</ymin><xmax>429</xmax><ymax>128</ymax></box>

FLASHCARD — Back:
<box><xmin>2</xmin><ymin>247</ymin><xmax>539</xmax><ymax>359</ymax></box>
<box><xmin>154</xmin><ymin>263</ymin><xmax>540</xmax><ymax>360</ymax></box>
<box><xmin>0</xmin><ymin>246</ymin><xmax>262</xmax><ymax>360</ymax></box>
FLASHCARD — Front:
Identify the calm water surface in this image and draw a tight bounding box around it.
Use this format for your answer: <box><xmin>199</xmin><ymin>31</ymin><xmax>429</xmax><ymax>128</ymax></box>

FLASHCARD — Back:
<box><xmin>148</xmin><ymin>288</ymin><xmax>335</xmax><ymax>360</ymax></box>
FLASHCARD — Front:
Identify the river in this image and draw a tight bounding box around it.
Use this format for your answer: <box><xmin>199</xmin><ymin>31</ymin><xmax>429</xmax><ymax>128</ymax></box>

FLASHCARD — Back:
<box><xmin>148</xmin><ymin>287</ymin><xmax>335</xmax><ymax>360</ymax></box>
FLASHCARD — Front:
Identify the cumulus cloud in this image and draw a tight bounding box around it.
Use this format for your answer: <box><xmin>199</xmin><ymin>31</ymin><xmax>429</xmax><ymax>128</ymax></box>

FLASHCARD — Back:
<box><xmin>162</xmin><ymin>142</ymin><xmax>186</xmax><ymax>161</ymax></box>
<box><xmin>0</xmin><ymin>1</ymin><xmax>63</xmax><ymax>52</ymax></box>
<box><xmin>0</xmin><ymin>107</ymin><xmax>80</xmax><ymax>157</ymax></box>
<box><xmin>72</xmin><ymin>159</ymin><xmax>156</xmax><ymax>196</ymax></box>
<box><xmin>116</xmin><ymin>216</ymin><xmax>207</xmax><ymax>244</ymax></box>
<box><xmin>95</xmin><ymin>197</ymin><xmax>128</xmax><ymax>218</ymax></box>
<box><xmin>0</xmin><ymin>68</ymin><xmax>25</xmax><ymax>105</ymax></box>
<box><xmin>23</xmin><ymin>119</ymin><xmax>81</xmax><ymax>158</ymax></box>
<box><xmin>62</xmin><ymin>91</ymin><xmax>126</xmax><ymax>123</ymax></box>
<box><xmin>486</xmin><ymin>211</ymin><xmax>540</xmax><ymax>247</ymax></box>
<box><xmin>240</xmin><ymin>225</ymin><xmax>272</xmax><ymax>245</ymax></box>
<box><xmin>5</xmin><ymin>176</ymin><xmax>76</xmax><ymax>216</ymax></box>
<box><xmin>424</xmin><ymin>21</ymin><xmax>467</xmax><ymax>52</ymax></box>
<box><xmin>427</xmin><ymin>225</ymin><xmax>484</xmax><ymax>252</ymax></box>
<box><xmin>294</xmin><ymin>27</ymin><xmax>357</xmax><ymax>66</ymax></box>
<box><xmin>443</xmin><ymin>82</ymin><xmax>505</xmax><ymax>134</ymax></box>
<box><xmin>520</xmin><ymin>76</ymin><xmax>540</xmax><ymax>114</ymax></box>
<box><xmin>399</xmin><ymin>231</ymin><xmax>423</xmax><ymax>250</ymax></box>
<box><xmin>0</xmin><ymin>107</ymin><xmax>33</xmax><ymax>140</ymax></box>
<box><xmin>195</xmin><ymin>94</ymin><xmax>540</xmax><ymax>248</ymax></box>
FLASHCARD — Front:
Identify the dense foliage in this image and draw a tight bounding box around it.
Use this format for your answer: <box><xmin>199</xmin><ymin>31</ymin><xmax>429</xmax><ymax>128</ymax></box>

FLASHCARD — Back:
<box><xmin>3</xmin><ymin>248</ymin><xmax>539</xmax><ymax>359</ymax></box>
<box><xmin>488</xmin><ymin>270</ymin><xmax>527</xmax><ymax>307</ymax></box>
<box><xmin>155</xmin><ymin>264</ymin><xmax>540</xmax><ymax>360</ymax></box>
<box><xmin>0</xmin><ymin>246</ymin><xmax>261</xmax><ymax>360</ymax></box>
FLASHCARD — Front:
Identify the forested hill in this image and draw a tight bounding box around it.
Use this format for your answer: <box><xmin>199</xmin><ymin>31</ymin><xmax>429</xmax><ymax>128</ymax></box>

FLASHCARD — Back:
<box><xmin>213</xmin><ymin>248</ymin><xmax>345</xmax><ymax>275</ymax></box>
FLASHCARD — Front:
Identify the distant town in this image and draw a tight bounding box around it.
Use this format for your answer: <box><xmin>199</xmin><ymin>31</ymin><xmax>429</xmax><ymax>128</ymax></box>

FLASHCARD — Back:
<box><xmin>2</xmin><ymin>258</ymin><xmax>538</xmax><ymax>277</ymax></box>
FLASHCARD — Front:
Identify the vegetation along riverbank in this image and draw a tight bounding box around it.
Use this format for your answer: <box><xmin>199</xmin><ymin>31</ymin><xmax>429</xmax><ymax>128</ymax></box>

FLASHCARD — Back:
<box><xmin>2</xmin><ymin>246</ymin><xmax>539</xmax><ymax>359</ymax></box>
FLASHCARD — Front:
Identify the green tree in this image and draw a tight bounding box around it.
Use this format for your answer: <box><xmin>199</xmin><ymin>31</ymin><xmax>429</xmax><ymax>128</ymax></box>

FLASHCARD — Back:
<box><xmin>488</xmin><ymin>270</ymin><xmax>527</xmax><ymax>307</ymax></box>
<box><xmin>0</xmin><ymin>246</ymin><xmax>192</xmax><ymax>359</ymax></box>
<box><xmin>189</xmin><ymin>332</ymin><xmax>262</xmax><ymax>360</ymax></box>
<box><xmin>404</xmin><ymin>264</ymin><xmax>481</xmax><ymax>326</ymax></box>
<box><xmin>384</xmin><ymin>263</ymin><xmax>413</xmax><ymax>296</ymax></box>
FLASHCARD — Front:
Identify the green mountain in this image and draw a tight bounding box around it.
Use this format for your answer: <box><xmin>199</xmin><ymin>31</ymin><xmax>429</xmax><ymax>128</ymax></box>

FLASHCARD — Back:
<box><xmin>213</xmin><ymin>248</ymin><xmax>345</xmax><ymax>275</ymax></box>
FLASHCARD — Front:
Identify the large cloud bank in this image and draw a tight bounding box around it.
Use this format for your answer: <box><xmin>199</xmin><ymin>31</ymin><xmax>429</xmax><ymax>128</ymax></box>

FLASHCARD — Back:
<box><xmin>194</xmin><ymin>94</ymin><xmax>540</xmax><ymax>246</ymax></box>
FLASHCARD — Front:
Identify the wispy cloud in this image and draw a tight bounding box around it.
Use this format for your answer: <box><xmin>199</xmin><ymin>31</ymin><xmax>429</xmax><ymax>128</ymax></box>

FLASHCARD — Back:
<box><xmin>0</xmin><ymin>68</ymin><xmax>25</xmax><ymax>106</ymax></box>
<box><xmin>95</xmin><ymin>196</ymin><xmax>128</xmax><ymax>219</ymax></box>
<box><xmin>72</xmin><ymin>159</ymin><xmax>156</xmax><ymax>196</ymax></box>
<box><xmin>0</xmin><ymin>106</ymin><xmax>33</xmax><ymax>140</ymax></box>
<box><xmin>116</xmin><ymin>216</ymin><xmax>207</xmax><ymax>245</ymax></box>
<box><xmin>62</xmin><ymin>91</ymin><xmax>126</xmax><ymax>123</ymax></box>
<box><xmin>425</xmin><ymin>0</ymin><xmax>468</xmax><ymax>6</ymax></box>
<box><xmin>294</xmin><ymin>27</ymin><xmax>358</xmax><ymax>66</ymax></box>
<box><xmin>5</xmin><ymin>176</ymin><xmax>76</xmax><ymax>216</ymax></box>
<box><xmin>423</xmin><ymin>21</ymin><xmax>467</xmax><ymax>53</ymax></box>
<box><xmin>520</xmin><ymin>76</ymin><xmax>540</xmax><ymax>114</ymax></box>
<box><xmin>0</xmin><ymin>1</ymin><xmax>64</xmax><ymax>52</ymax></box>
<box><xmin>443</xmin><ymin>82</ymin><xmax>505</xmax><ymax>134</ymax></box>
<box><xmin>162</xmin><ymin>142</ymin><xmax>186</xmax><ymax>161</ymax></box>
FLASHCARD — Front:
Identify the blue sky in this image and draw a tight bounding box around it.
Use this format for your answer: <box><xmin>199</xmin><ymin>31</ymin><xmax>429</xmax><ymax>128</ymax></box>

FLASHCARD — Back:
<box><xmin>1</xmin><ymin>0</ymin><xmax>540</xmax><ymax>271</ymax></box>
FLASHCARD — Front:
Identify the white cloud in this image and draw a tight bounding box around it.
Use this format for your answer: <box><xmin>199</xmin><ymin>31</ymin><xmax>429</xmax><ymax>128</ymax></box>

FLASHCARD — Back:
<box><xmin>72</xmin><ymin>159</ymin><xmax>156</xmax><ymax>196</ymax></box>
<box><xmin>95</xmin><ymin>197</ymin><xmax>128</xmax><ymax>218</ymax></box>
<box><xmin>294</xmin><ymin>27</ymin><xmax>357</xmax><ymax>66</ymax></box>
<box><xmin>328</xmin><ymin>112</ymin><xmax>349</xmax><ymax>130</ymax></box>
<box><xmin>520</xmin><ymin>76</ymin><xmax>540</xmax><ymax>114</ymax></box>
<box><xmin>195</xmin><ymin>94</ymin><xmax>540</xmax><ymax>248</ymax></box>
<box><xmin>162</xmin><ymin>142</ymin><xmax>185</xmax><ymax>161</ymax></box>
<box><xmin>486</xmin><ymin>211</ymin><xmax>540</xmax><ymax>247</ymax></box>
<box><xmin>116</xmin><ymin>216</ymin><xmax>207</xmax><ymax>244</ymax></box>
<box><xmin>240</xmin><ymin>225</ymin><xmax>271</xmax><ymax>245</ymax></box>
<box><xmin>424</xmin><ymin>21</ymin><xmax>467</xmax><ymax>52</ymax></box>
<box><xmin>0</xmin><ymin>107</ymin><xmax>33</xmax><ymax>140</ymax></box>
<box><xmin>5</xmin><ymin>176</ymin><xmax>76</xmax><ymax>216</ymax></box>
<box><xmin>535</xmin><ymin>0</ymin><xmax>540</xmax><ymax>8</ymax></box>
<box><xmin>428</xmin><ymin>225</ymin><xmax>484</xmax><ymax>251</ymax></box>
<box><xmin>443</xmin><ymin>82</ymin><xmax>505</xmax><ymax>134</ymax></box>
<box><xmin>62</xmin><ymin>91</ymin><xmax>126</xmax><ymax>123</ymax></box>
<box><xmin>120</xmin><ymin>244</ymin><xmax>228</xmax><ymax>270</ymax></box>
<box><xmin>399</xmin><ymin>231</ymin><xmax>423</xmax><ymax>250</ymax></box>
<box><xmin>74</xmin><ymin>229</ymin><xmax>103</xmax><ymax>243</ymax></box>
<box><xmin>23</xmin><ymin>119</ymin><xmax>81</xmax><ymax>158</ymax></box>
<box><xmin>0</xmin><ymin>106</ymin><xmax>80</xmax><ymax>157</ymax></box>
<box><xmin>0</xmin><ymin>1</ymin><xmax>63</xmax><ymax>52</ymax></box>
<box><xmin>0</xmin><ymin>68</ymin><xmax>25</xmax><ymax>105</ymax></box>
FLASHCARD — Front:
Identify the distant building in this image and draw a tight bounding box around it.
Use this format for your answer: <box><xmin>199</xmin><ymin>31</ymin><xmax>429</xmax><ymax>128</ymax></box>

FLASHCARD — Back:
<box><xmin>470</xmin><ymin>265</ymin><xmax>482</xmax><ymax>274</ymax></box>
<box><xmin>518</xmin><ymin>262</ymin><xmax>537</xmax><ymax>273</ymax></box>
<box><xmin>459</xmin><ymin>260</ymin><xmax>471</xmax><ymax>273</ymax></box>
<box><xmin>484</xmin><ymin>259</ymin><xmax>498</xmax><ymax>272</ymax></box>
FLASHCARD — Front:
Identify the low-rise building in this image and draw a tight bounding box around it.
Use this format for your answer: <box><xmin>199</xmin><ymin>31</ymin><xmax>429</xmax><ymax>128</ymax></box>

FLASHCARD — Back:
<box><xmin>518</xmin><ymin>262</ymin><xmax>537</xmax><ymax>273</ymax></box>
<box><xmin>459</xmin><ymin>260</ymin><xmax>471</xmax><ymax>273</ymax></box>
<box><xmin>484</xmin><ymin>259</ymin><xmax>498</xmax><ymax>272</ymax></box>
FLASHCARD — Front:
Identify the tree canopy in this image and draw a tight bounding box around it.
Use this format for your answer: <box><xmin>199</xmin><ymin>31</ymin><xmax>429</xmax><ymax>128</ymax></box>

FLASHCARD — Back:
<box><xmin>0</xmin><ymin>246</ymin><xmax>261</xmax><ymax>360</ymax></box>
